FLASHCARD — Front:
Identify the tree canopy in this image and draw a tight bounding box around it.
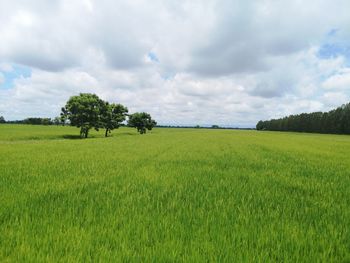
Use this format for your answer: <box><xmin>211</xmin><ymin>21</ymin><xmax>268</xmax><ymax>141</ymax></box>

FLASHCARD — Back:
<box><xmin>128</xmin><ymin>112</ymin><xmax>157</xmax><ymax>134</ymax></box>
<box><xmin>61</xmin><ymin>93</ymin><xmax>155</xmax><ymax>138</ymax></box>
<box><xmin>256</xmin><ymin>102</ymin><xmax>350</xmax><ymax>134</ymax></box>
<box><xmin>100</xmin><ymin>102</ymin><xmax>128</xmax><ymax>137</ymax></box>
<box><xmin>61</xmin><ymin>93</ymin><xmax>106</xmax><ymax>138</ymax></box>
<box><xmin>0</xmin><ymin>116</ymin><xmax>5</xmax><ymax>123</ymax></box>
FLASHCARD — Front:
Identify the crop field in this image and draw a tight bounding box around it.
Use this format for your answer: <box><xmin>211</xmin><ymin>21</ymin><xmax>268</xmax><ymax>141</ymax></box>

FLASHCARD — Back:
<box><xmin>0</xmin><ymin>124</ymin><xmax>349</xmax><ymax>262</ymax></box>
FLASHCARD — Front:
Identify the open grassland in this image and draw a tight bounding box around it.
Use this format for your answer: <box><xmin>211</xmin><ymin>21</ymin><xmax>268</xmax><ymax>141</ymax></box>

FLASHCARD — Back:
<box><xmin>0</xmin><ymin>124</ymin><xmax>349</xmax><ymax>262</ymax></box>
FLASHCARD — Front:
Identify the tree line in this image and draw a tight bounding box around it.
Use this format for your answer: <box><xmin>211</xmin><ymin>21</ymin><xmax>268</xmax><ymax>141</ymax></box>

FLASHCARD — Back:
<box><xmin>256</xmin><ymin>102</ymin><xmax>350</xmax><ymax>134</ymax></box>
<box><xmin>0</xmin><ymin>117</ymin><xmax>63</xmax><ymax>125</ymax></box>
<box><xmin>60</xmin><ymin>93</ymin><xmax>156</xmax><ymax>138</ymax></box>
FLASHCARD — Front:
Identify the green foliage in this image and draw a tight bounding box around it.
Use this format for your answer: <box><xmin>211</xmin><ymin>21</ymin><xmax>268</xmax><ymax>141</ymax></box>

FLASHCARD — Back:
<box><xmin>128</xmin><ymin>112</ymin><xmax>156</xmax><ymax>134</ymax></box>
<box><xmin>61</xmin><ymin>93</ymin><xmax>105</xmax><ymax>138</ymax></box>
<box><xmin>21</xmin><ymin>117</ymin><xmax>53</xmax><ymax>125</ymax></box>
<box><xmin>257</xmin><ymin>102</ymin><xmax>350</xmax><ymax>134</ymax></box>
<box><xmin>0</xmin><ymin>116</ymin><xmax>5</xmax><ymax>123</ymax></box>
<box><xmin>53</xmin><ymin>116</ymin><xmax>62</xmax><ymax>126</ymax></box>
<box><xmin>100</xmin><ymin>103</ymin><xmax>128</xmax><ymax>137</ymax></box>
<box><xmin>0</xmin><ymin>125</ymin><xmax>349</xmax><ymax>261</ymax></box>
<box><xmin>61</xmin><ymin>93</ymin><xmax>149</xmax><ymax>138</ymax></box>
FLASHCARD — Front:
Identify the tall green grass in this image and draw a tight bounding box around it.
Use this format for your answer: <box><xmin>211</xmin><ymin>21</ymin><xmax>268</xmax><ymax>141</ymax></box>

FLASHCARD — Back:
<box><xmin>0</xmin><ymin>124</ymin><xmax>349</xmax><ymax>262</ymax></box>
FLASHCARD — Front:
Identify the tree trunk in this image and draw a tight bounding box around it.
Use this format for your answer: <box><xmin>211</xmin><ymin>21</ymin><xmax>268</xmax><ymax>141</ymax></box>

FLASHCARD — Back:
<box><xmin>105</xmin><ymin>129</ymin><xmax>108</xmax><ymax>137</ymax></box>
<box><xmin>85</xmin><ymin>129</ymin><xmax>89</xmax><ymax>138</ymax></box>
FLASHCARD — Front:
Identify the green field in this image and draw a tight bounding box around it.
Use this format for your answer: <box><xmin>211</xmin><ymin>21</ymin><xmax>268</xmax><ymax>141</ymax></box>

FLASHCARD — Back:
<box><xmin>0</xmin><ymin>124</ymin><xmax>349</xmax><ymax>262</ymax></box>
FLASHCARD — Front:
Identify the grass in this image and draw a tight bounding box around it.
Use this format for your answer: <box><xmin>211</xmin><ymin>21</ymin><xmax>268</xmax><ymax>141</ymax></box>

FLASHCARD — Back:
<box><xmin>0</xmin><ymin>124</ymin><xmax>349</xmax><ymax>262</ymax></box>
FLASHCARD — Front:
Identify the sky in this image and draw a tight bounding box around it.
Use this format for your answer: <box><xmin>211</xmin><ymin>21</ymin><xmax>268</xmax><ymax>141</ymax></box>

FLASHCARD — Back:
<box><xmin>0</xmin><ymin>0</ymin><xmax>350</xmax><ymax>127</ymax></box>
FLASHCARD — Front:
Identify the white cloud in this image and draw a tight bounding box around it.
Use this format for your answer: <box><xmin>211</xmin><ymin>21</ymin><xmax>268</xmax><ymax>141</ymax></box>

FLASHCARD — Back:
<box><xmin>0</xmin><ymin>0</ymin><xmax>350</xmax><ymax>126</ymax></box>
<box><xmin>322</xmin><ymin>68</ymin><xmax>350</xmax><ymax>90</ymax></box>
<box><xmin>322</xmin><ymin>92</ymin><xmax>349</xmax><ymax>108</ymax></box>
<box><xmin>0</xmin><ymin>63</ymin><xmax>13</xmax><ymax>72</ymax></box>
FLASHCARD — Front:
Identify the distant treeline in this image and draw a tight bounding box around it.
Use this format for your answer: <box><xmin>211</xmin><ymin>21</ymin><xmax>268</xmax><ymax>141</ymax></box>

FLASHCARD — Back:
<box><xmin>157</xmin><ymin>125</ymin><xmax>254</xmax><ymax>130</ymax></box>
<box><xmin>256</xmin><ymin>102</ymin><xmax>350</xmax><ymax>134</ymax></box>
<box><xmin>4</xmin><ymin>117</ymin><xmax>61</xmax><ymax>125</ymax></box>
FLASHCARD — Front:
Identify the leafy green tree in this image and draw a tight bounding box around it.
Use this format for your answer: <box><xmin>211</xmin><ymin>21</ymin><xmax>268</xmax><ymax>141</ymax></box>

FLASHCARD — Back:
<box><xmin>256</xmin><ymin>120</ymin><xmax>264</xmax><ymax>130</ymax></box>
<box><xmin>0</xmin><ymin>116</ymin><xmax>5</xmax><ymax>123</ymax></box>
<box><xmin>101</xmin><ymin>102</ymin><xmax>128</xmax><ymax>137</ymax></box>
<box><xmin>61</xmin><ymin>93</ymin><xmax>105</xmax><ymax>138</ymax></box>
<box><xmin>128</xmin><ymin>112</ymin><xmax>156</xmax><ymax>134</ymax></box>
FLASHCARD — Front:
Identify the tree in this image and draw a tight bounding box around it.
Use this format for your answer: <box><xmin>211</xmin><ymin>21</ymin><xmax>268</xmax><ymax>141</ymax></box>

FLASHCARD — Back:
<box><xmin>341</xmin><ymin>103</ymin><xmax>350</xmax><ymax>134</ymax></box>
<box><xmin>53</xmin><ymin>116</ymin><xmax>61</xmax><ymax>125</ymax></box>
<box><xmin>61</xmin><ymin>93</ymin><xmax>105</xmax><ymax>138</ymax></box>
<box><xmin>0</xmin><ymin>116</ymin><xmax>5</xmax><ymax>123</ymax></box>
<box><xmin>128</xmin><ymin>112</ymin><xmax>156</xmax><ymax>134</ymax></box>
<box><xmin>101</xmin><ymin>102</ymin><xmax>128</xmax><ymax>137</ymax></box>
<box><xmin>41</xmin><ymin>118</ymin><xmax>52</xmax><ymax>125</ymax></box>
<box><xmin>256</xmin><ymin>120</ymin><xmax>264</xmax><ymax>130</ymax></box>
<box><xmin>256</xmin><ymin>102</ymin><xmax>350</xmax><ymax>135</ymax></box>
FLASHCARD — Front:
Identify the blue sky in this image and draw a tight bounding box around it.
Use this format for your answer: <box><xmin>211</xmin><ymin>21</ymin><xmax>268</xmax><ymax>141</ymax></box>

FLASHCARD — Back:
<box><xmin>148</xmin><ymin>52</ymin><xmax>159</xmax><ymax>63</ymax></box>
<box><xmin>318</xmin><ymin>43</ymin><xmax>350</xmax><ymax>62</ymax></box>
<box><xmin>0</xmin><ymin>65</ymin><xmax>31</xmax><ymax>89</ymax></box>
<box><xmin>318</xmin><ymin>29</ymin><xmax>350</xmax><ymax>63</ymax></box>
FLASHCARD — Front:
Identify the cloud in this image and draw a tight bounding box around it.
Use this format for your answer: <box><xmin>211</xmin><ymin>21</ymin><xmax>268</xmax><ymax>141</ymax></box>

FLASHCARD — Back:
<box><xmin>0</xmin><ymin>72</ymin><xmax>4</xmax><ymax>85</ymax></box>
<box><xmin>322</xmin><ymin>68</ymin><xmax>350</xmax><ymax>90</ymax></box>
<box><xmin>188</xmin><ymin>0</ymin><xmax>348</xmax><ymax>77</ymax></box>
<box><xmin>322</xmin><ymin>92</ymin><xmax>349</xmax><ymax>108</ymax></box>
<box><xmin>0</xmin><ymin>0</ymin><xmax>350</xmax><ymax>126</ymax></box>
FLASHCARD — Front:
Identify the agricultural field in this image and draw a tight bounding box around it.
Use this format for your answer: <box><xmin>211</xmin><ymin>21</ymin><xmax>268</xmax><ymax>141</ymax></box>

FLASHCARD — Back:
<box><xmin>0</xmin><ymin>124</ymin><xmax>349</xmax><ymax>262</ymax></box>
